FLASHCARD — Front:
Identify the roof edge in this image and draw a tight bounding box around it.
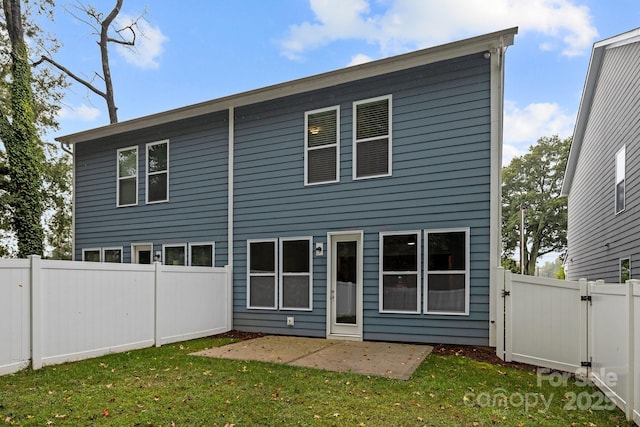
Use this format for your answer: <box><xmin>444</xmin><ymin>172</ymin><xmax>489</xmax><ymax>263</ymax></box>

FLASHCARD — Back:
<box><xmin>57</xmin><ymin>27</ymin><xmax>517</xmax><ymax>145</ymax></box>
<box><xmin>561</xmin><ymin>27</ymin><xmax>640</xmax><ymax>196</ymax></box>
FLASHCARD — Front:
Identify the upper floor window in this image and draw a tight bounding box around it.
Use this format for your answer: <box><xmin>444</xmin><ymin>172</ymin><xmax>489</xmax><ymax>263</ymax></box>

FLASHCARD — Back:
<box><xmin>147</xmin><ymin>140</ymin><xmax>169</xmax><ymax>204</ymax></box>
<box><xmin>353</xmin><ymin>95</ymin><xmax>392</xmax><ymax>179</ymax></box>
<box><xmin>305</xmin><ymin>106</ymin><xmax>339</xmax><ymax>185</ymax></box>
<box><xmin>117</xmin><ymin>146</ymin><xmax>138</xmax><ymax>207</ymax></box>
<box><xmin>615</xmin><ymin>146</ymin><xmax>625</xmax><ymax>214</ymax></box>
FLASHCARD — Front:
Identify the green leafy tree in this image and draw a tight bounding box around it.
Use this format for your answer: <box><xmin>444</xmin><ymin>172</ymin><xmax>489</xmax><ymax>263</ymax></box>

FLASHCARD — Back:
<box><xmin>1</xmin><ymin>0</ymin><xmax>46</xmax><ymax>257</ymax></box>
<box><xmin>1</xmin><ymin>0</ymin><xmax>69</xmax><ymax>258</ymax></box>
<box><xmin>502</xmin><ymin>135</ymin><xmax>571</xmax><ymax>275</ymax></box>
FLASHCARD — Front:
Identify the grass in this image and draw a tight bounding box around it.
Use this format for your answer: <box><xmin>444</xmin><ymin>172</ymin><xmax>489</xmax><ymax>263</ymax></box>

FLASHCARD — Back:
<box><xmin>0</xmin><ymin>337</ymin><xmax>632</xmax><ymax>426</ymax></box>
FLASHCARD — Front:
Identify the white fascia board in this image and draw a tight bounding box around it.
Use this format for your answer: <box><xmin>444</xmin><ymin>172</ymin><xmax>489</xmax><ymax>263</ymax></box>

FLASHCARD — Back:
<box><xmin>56</xmin><ymin>27</ymin><xmax>517</xmax><ymax>146</ymax></box>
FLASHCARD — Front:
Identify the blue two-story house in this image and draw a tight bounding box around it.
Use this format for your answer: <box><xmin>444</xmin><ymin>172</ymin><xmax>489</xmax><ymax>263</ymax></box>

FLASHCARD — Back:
<box><xmin>57</xmin><ymin>28</ymin><xmax>517</xmax><ymax>346</ymax></box>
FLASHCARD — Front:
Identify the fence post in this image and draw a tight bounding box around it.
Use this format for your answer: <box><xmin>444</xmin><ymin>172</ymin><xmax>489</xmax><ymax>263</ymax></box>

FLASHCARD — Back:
<box><xmin>495</xmin><ymin>267</ymin><xmax>505</xmax><ymax>360</ymax></box>
<box><xmin>225</xmin><ymin>265</ymin><xmax>233</xmax><ymax>331</ymax></box>
<box><xmin>504</xmin><ymin>270</ymin><xmax>513</xmax><ymax>362</ymax></box>
<box><xmin>30</xmin><ymin>255</ymin><xmax>43</xmax><ymax>370</ymax></box>
<box><xmin>154</xmin><ymin>262</ymin><xmax>161</xmax><ymax>348</ymax></box>
<box><xmin>578</xmin><ymin>278</ymin><xmax>589</xmax><ymax>377</ymax></box>
<box><xmin>627</xmin><ymin>280</ymin><xmax>637</xmax><ymax>422</ymax></box>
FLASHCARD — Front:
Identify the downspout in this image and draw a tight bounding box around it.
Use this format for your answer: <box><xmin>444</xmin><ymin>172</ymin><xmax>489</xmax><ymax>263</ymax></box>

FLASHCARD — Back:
<box><xmin>227</xmin><ymin>107</ymin><xmax>234</xmax><ymax>330</ymax></box>
<box><xmin>488</xmin><ymin>40</ymin><xmax>508</xmax><ymax>347</ymax></box>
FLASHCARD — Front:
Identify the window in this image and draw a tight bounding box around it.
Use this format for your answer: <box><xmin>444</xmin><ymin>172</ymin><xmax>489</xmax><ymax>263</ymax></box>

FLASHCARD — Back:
<box><xmin>616</xmin><ymin>146</ymin><xmax>625</xmax><ymax>214</ymax></box>
<box><xmin>425</xmin><ymin>228</ymin><xmax>469</xmax><ymax>315</ymax></box>
<box><xmin>82</xmin><ymin>248</ymin><xmax>101</xmax><ymax>262</ymax></box>
<box><xmin>117</xmin><ymin>146</ymin><xmax>138</xmax><ymax>207</ymax></box>
<box><xmin>163</xmin><ymin>244</ymin><xmax>186</xmax><ymax>266</ymax></box>
<box><xmin>103</xmin><ymin>247</ymin><xmax>123</xmax><ymax>263</ymax></box>
<box><xmin>620</xmin><ymin>258</ymin><xmax>630</xmax><ymax>283</ymax></box>
<box><xmin>247</xmin><ymin>240</ymin><xmax>277</xmax><ymax>309</ymax></box>
<box><xmin>147</xmin><ymin>140</ymin><xmax>169</xmax><ymax>203</ymax></box>
<box><xmin>353</xmin><ymin>95</ymin><xmax>392</xmax><ymax>179</ymax></box>
<box><xmin>380</xmin><ymin>232</ymin><xmax>420</xmax><ymax>313</ymax></box>
<box><xmin>305</xmin><ymin>106</ymin><xmax>339</xmax><ymax>185</ymax></box>
<box><xmin>189</xmin><ymin>242</ymin><xmax>215</xmax><ymax>267</ymax></box>
<box><xmin>280</xmin><ymin>238</ymin><xmax>313</xmax><ymax>310</ymax></box>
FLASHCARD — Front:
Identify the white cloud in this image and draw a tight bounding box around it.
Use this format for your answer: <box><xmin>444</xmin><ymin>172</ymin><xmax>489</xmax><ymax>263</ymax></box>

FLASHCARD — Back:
<box><xmin>502</xmin><ymin>100</ymin><xmax>575</xmax><ymax>164</ymax></box>
<box><xmin>348</xmin><ymin>53</ymin><xmax>374</xmax><ymax>66</ymax></box>
<box><xmin>280</xmin><ymin>0</ymin><xmax>598</xmax><ymax>59</ymax></box>
<box><xmin>115</xmin><ymin>14</ymin><xmax>168</xmax><ymax>69</ymax></box>
<box><xmin>57</xmin><ymin>103</ymin><xmax>101</xmax><ymax>121</ymax></box>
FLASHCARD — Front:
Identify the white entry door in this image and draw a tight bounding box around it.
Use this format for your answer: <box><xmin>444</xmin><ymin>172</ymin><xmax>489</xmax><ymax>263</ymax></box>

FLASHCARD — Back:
<box><xmin>327</xmin><ymin>231</ymin><xmax>363</xmax><ymax>339</ymax></box>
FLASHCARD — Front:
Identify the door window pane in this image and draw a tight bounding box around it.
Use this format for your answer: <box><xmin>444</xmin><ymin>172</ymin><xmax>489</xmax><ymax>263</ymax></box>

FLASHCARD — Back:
<box><xmin>336</xmin><ymin>241</ymin><xmax>357</xmax><ymax>324</ymax></box>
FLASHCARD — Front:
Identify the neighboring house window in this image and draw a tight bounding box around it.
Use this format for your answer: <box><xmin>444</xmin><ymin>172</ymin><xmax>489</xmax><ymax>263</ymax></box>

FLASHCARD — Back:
<box><xmin>147</xmin><ymin>140</ymin><xmax>169</xmax><ymax>203</ymax></box>
<box><xmin>353</xmin><ymin>95</ymin><xmax>392</xmax><ymax>179</ymax></box>
<box><xmin>247</xmin><ymin>239</ymin><xmax>277</xmax><ymax>309</ymax></box>
<box><xmin>117</xmin><ymin>146</ymin><xmax>138</xmax><ymax>207</ymax></box>
<box><xmin>620</xmin><ymin>258</ymin><xmax>630</xmax><ymax>283</ymax></box>
<box><xmin>616</xmin><ymin>146</ymin><xmax>625</xmax><ymax>214</ymax></box>
<box><xmin>379</xmin><ymin>232</ymin><xmax>420</xmax><ymax>313</ymax></box>
<box><xmin>189</xmin><ymin>242</ymin><xmax>215</xmax><ymax>267</ymax></box>
<box><xmin>425</xmin><ymin>228</ymin><xmax>470</xmax><ymax>315</ymax></box>
<box><xmin>103</xmin><ymin>247</ymin><xmax>123</xmax><ymax>263</ymax></box>
<box><xmin>305</xmin><ymin>106</ymin><xmax>339</xmax><ymax>185</ymax></box>
<box><xmin>163</xmin><ymin>244</ymin><xmax>186</xmax><ymax>265</ymax></box>
<box><xmin>82</xmin><ymin>248</ymin><xmax>101</xmax><ymax>262</ymax></box>
<box><xmin>280</xmin><ymin>237</ymin><xmax>313</xmax><ymax>310</ymax></box>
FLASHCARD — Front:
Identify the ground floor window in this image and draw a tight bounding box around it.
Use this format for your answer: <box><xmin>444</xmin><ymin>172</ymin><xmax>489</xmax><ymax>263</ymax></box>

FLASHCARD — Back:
<box><xmin>82</xmin><ymin>248</ymin><xmax>101</xmax><ymax>262</ymax></box>
<box><xmin>103</xmin><ymin>247</ymin><xmax>123</xmax><ymax>263</ymax></box>
<box><xmin>425</xmin><ymin>228</ymin><xmax>469</xmax><ymax>315</ymax></box>
<box><xmin>379</xmin><ymin>231</ymin><xmax>420</xmax><ymax>313</ymax></box>
<box><xmin>247</xmin><ymin>237</ymin><xmax>313</xmax><ymax>311</ymax></box>
<box><xmin>248</xmin><ymin>239</ymin><xmax>277</xmax><ymax>309</ymax></box>
<box><xmin>163</xmin><ymin>244</ymin><xmax>186</xmax><ymax>266</ymax></box>
<box><xmin>189</xmin><ymin>242</ymin><xmax>215</xmax><ymax>267</ymax></box>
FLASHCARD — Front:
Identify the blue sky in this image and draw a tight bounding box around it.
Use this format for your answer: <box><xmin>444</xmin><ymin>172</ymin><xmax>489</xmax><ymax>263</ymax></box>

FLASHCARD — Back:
<box><xmin>47</xmin><ymin>0</ymin><xmax>640</xmax><ymax>165</ymax></box>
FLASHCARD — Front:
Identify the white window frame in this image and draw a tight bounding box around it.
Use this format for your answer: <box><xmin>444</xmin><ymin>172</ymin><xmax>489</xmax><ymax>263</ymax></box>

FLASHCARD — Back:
<box><xmin>620</xmin><ymin>257</ymin><xmax>631</xmax><ymax>283</ymax></box>
<box><xmin>279</xmin><ymin>237</ymin><xmax>313</xmax><ymax>311</ymax></box>
<box><xmin>116</xmin><ymin>146</ymin><xmax>138</xmax><ymax>207</ymax></box>
<box><xmin>102</xmin><ymin>247</ymin><xmax>123</xmax><ymax>263</ymax></box>
<box><xmin>424</xmin><ymin>227</ymin><xmax>470</xmax><ymax>316</ymax></box>
<box><xmin>615</xmin><ymin>145</ymin><xmax>625</xmax><ymax>214</ymax></box>
<box><xmin>305</xmin><ymin>106</ymin><xmax>340</xmax><ymax>186</ymax></box>
<box><xmin>247</xmin><ymin>239</ymin><xmax>278</xmax><ymax>310</ymax></box>
<box><xmin>146</xmin><ymin>139</ymin><xmax>169</xmax><ymax>204</ymax></box>
<box><xmin>353</xmin><ymin>94</ymin><xmax>392</xmax><ymax>180</ymax></box>
<box><xmin>188</xmin><ymin>242</ymin><xmax>215</xmax><ymax>267</ymax></box>
<box><xmin>163</xmin><ymin>243</ymin><xmax>187</xmax><ymax>266</ymax></box>
<box><xmin>379</xmin><ymin>231</ymin><xmax>421</xmax><ymax>314</ymax></box>
<box><xmin>82</xmin><ymin>247</ymin><xmax>102</xmax><ymax>262</ymax></box>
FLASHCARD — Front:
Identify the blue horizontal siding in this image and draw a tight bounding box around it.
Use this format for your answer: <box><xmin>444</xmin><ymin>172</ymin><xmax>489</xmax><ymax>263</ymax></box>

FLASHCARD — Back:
<box><xmin>74</xmin><ymin>112</ymin><xmax>230</xmax><ymax>266</ymax></box>
<box><xmin>232</xmin><ymin>53</ymin><xmax>493</xmax><ymax>345</ymax></box>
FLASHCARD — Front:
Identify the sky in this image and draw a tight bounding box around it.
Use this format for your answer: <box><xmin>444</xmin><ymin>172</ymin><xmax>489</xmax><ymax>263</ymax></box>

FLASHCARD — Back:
<box><xmin>45</xmin><ymin>0</ymin><xmax>640</xmax><ymax>165</ymax></box>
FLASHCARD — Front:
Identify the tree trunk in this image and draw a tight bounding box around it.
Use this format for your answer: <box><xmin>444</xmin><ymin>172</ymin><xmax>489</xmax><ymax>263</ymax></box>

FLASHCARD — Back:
<box><xmin>100</xmin><ymin>0</ymin><xmax>124</xmax><ymax>123</ymax></box>
<box><xmin>2</xmin><ymin>0</ymin><xmax>45</xmax><ymax>257</ymax></box>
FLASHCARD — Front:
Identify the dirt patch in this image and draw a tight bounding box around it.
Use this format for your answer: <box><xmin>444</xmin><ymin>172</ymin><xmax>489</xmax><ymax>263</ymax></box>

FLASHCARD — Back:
<box><xmin>213</xmin><ymin>330</ymin><xmax>265</xmax><ymax>341</ymax></box>
<box><xmin>433</xmin><ymin>344</ymin><xmax>535</xmax><ymax>371</ymax></box>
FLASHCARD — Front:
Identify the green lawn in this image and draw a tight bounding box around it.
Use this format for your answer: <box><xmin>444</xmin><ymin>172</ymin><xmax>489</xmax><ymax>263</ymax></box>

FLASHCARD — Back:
<box><xmin>0</xmin><ymin>337</ymin><xmax>631</xmax><ymax>426</ymax></box>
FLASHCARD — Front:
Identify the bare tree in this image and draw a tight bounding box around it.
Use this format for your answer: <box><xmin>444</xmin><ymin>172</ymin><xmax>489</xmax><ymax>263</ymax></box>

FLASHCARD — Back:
<box><xmin>34</xmin><ymin>0</ymin><xmax>146</xmax><ymax>123</ymax></box>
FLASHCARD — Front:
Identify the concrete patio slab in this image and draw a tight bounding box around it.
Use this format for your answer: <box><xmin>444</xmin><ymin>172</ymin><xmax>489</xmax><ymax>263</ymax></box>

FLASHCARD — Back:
<box><xmin>193</xmin><ymin>336</ymin><xmax>433</xmax><ymax>380</ymax></box>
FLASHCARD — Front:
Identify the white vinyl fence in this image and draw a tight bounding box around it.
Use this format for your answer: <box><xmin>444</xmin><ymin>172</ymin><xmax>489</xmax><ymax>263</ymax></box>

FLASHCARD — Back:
<box><xmin>1</xmin><ymin>256</ymin><xmax>231</xmax><ymax>376</ymax></box>
<box><xmin>496</xmin><ymin>268</ymin><xmax>639</xmax><ymax>424</ymax></box>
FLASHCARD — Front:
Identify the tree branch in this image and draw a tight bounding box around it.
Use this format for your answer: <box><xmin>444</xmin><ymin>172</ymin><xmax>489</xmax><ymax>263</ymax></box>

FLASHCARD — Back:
<box><xmin>34</xmin><ymin>55</ymin><xmax>107</xmax><ymax>100</ymax></box>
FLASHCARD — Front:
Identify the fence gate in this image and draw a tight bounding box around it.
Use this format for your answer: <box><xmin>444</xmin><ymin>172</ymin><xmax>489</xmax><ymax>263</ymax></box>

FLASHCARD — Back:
<box><xmin>497</xmin><ymin>270</ymin><xmax>589</xmax><ymax>372</ymax></box>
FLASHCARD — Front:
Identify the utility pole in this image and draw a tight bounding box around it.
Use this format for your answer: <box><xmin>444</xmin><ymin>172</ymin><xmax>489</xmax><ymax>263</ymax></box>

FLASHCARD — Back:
<box><xmin>520</xmin><ymin>203</ymin><xmax>526</xmax><ymax>274</ymax></box>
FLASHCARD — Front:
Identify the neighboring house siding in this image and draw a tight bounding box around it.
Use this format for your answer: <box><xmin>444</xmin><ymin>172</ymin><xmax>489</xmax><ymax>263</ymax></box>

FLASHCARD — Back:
<box><xmin>232</xmin><ymin>53</ymin><xmax>493</xmax><ymax>345</ymax></box>
<box><xmin>567</xmin><ymin>41</ymin><xmax>640</xmax><ymax>282</ymax></box>
<box><xmin>74</xmin><ymin>112</ymin><xmax>229</xmax><ymax>265</ymax></box>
